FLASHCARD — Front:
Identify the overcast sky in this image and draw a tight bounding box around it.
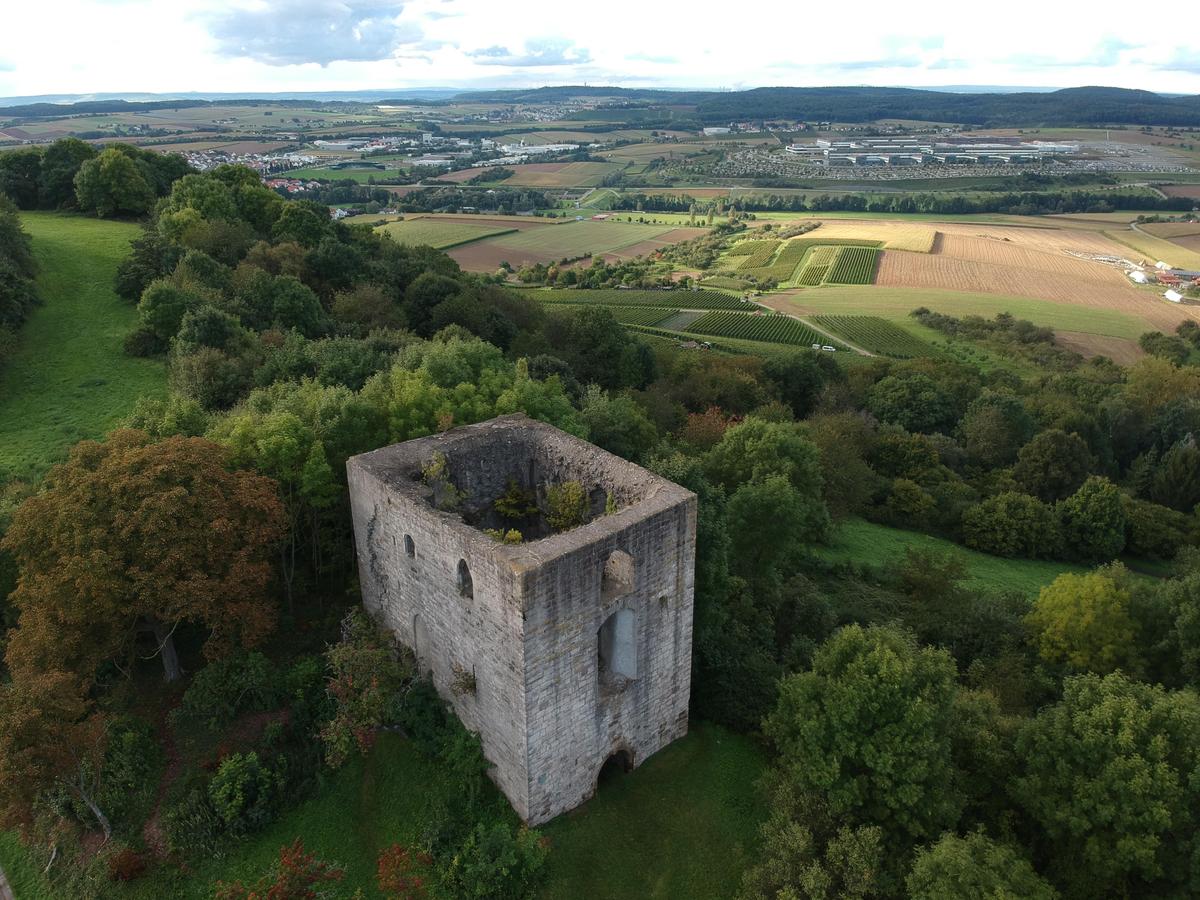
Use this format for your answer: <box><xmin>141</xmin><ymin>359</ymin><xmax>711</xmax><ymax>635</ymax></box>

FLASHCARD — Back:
<box><xmin>2</xmin><ymin>0</ymin><xmax>1199</xmax><ymax>99</ymax></box>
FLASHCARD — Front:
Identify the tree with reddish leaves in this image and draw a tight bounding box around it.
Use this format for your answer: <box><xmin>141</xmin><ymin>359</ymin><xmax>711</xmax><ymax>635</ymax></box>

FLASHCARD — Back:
<box><xmin>0</xmin><ymin>671</ymin><xmax>110</xmax><ymax>837</ymax></box>
<box><xmin>1</xmin><ymin>429</ymin><xmax>285</xmax><ymax>684</ymax></box>
<box><xmin>214</xmin><ymin>838</ymin><xmax>343</xmax><ymax>900</ymax></box>
<box><xmin>377</xmin><ymin>843</ymin><xmax>433</xmax><ymax>900</ymax></box>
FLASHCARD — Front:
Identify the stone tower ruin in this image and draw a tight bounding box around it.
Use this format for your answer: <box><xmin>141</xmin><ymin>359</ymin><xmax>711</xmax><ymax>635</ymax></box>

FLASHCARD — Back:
<box><xmin>346</xmin><ymin>414</ymin><xmax>697</xmax><ymax>825</ymax></box>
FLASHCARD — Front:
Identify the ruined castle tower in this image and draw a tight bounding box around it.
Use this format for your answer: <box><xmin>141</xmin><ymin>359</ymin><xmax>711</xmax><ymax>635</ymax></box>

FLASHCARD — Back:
<box><xmin>346</xmin><ymin>414</ymin><xmax>696</xmax><ymax>825</ymax></box>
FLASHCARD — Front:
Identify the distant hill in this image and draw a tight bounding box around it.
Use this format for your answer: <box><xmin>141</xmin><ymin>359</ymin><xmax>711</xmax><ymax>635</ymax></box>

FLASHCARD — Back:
<box><xmin>0</xmin><ymin>89</ymin><xmax>463</xmax><ymax>117</ymax></box>
<box><xmin>5</xmin><ymin>85</ymin><xmax>1200</xmax><ymax>128</ymax></box>
<box><xmin>445</xmin><ymin>85</ymin><xmax>1200</xmax><ymax>127</ymax></box>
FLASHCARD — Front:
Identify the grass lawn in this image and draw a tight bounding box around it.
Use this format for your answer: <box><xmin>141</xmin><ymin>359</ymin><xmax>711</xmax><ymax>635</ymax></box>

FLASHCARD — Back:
<box><xmin>1</xmin><ymin>725</ymin><xmax>765</xmax><ymax>899</ymax></box>
<box><xmin>376</xmin><ymin>218</ymin><xmax>517</xmax><ymax>249</ymax></box>
<box><xmin>764</xmin><ymin>285</ymin><xmax>1150</xmax><ymax>339</ymax></box>
<box><xmin>539</xmin><ymin>723</ymin><xmax>766</xmax><ymax>900</ymax></box>
<box><xmin>0</xmin><ymin>830</ymin><xmax>55</xmax><ymax>899</ymax></box>
<box><xmin>0</xmin><ymin>213</ymin><xmax>164</xmax><ymax>482</ymax></box>
<box><xmin>816</xmin><ymin>519</ymin><xmax>1088</xmax><ymax>597</ymax></box>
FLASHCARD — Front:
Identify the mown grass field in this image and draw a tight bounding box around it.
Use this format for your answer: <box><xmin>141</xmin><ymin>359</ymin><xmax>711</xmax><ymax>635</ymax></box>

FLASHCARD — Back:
<box><xmin>0</xmin><ymin>213</ymin><xmax>164</xmax><ymax>482</ymax></box>
<box><xmin>0</xmin><ymin>726</ymin><xmax>765</xmax><ymax>900</ymax></box>
<box><xmin>815</xmin><ymin>519</ymin><xmax>1087</xmax><ymax>597</ymax></box>
<box><xmin>376</xmin><ymin>218</ymin><xmax>516</xmax><ymax>249</ymax></box>
<box><xmin>764</xmin><ymin>285</ymin><xmax>1151</xmax><ymax>339</ymax></box>
<box><xmin>477</xmin><ymin>221</ymin><xmax>679</xmax><ymax>260</ymax></box>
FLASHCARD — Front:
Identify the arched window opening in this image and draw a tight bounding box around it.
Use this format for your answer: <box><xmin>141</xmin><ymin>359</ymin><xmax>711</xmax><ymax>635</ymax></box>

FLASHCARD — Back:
<box><xmin>601</xmin><ymin>550</ymin><xmax>634</xmax><ymax>602</ymax></box>
<box><xmin>404</xmin><ymin>534</ymin><xmax>415</xmax><ymax>558</ymax></box>
<box><xmin>457</xmin><ymin>559</ymin><xmax>474</xmax><ymax>599</ymax></box>
<box><xmin>597</xmin><ymin>608</ymin><xmax>637</xmax><ymax>681</ymax></box>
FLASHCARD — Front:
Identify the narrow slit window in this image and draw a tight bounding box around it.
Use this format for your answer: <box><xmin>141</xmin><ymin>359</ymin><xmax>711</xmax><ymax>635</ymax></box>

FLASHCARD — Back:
<box><xmin>457</xmin><ymin>559</ymin><xmax>473</xmax><ymax>599</ymax></box>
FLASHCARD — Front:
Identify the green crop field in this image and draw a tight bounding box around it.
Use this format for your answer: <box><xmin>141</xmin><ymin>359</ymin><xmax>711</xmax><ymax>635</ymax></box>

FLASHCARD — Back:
<box><xmin>685</xmin><ymin>311</ymin><xmax>829</xmax><ymax>347</ymax></box>
<box><xmin>826</xmin><ymin>246</ymin><xmax>880</xmax><ymax>284</ymax></box>
<box><xmin>736</xmin><ymin>240</ymin><xmax>780</xmax><ymax>267</ymax></box>
<box><xmin>795</xmin><ymin>245</ymin><xmax>839</xmax><ymax>286</ymax></box>
<box><xmin>733</xmin><ymin>239</ymin><xmax>814</xmax><ymax>283</ymax></box>
<box><xmin>811</xmin><ymin>316</ymin><xmax>935</xmax><ymax>358</ymax></box>
<box><xmin>376</xmin><ymin>218</ymin><xmax>516</xmax><ymax>249</ymax></box>
<box><xmin>524</xmin><ymin>288</ymin><xmax>755</xmax><ymax>310</ymax></box>
<box><xmin>0</xmin><ymin>213</ymin><xmax>165</xmax><ymax>482</ymax></box>
<box><xmin>0</xmin><ymin>726</ymin><xmax>765</xmax><ymax>900</ymax></box>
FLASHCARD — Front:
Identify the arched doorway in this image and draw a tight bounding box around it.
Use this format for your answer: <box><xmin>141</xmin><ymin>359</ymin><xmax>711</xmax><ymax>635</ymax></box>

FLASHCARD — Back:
<box><xmin>596</xmin><ymin>748</ymin><xmax>634</xmax><ymax>790</ymax></box>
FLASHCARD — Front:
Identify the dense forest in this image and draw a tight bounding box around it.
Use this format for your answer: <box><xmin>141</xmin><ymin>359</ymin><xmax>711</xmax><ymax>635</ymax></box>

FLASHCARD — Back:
<box><xmin>1</xmin><ymin>146</ymin><xmax>1200</xmax><ymax>898</ymax></box>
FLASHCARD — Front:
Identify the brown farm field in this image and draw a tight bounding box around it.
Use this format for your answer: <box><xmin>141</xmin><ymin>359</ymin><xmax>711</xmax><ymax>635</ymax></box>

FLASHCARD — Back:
<box><xmin>601</xmin><ymin>227</ymin><xmax>707</xmax><ymax>261</ymax></box>
<box><xmin>401</xmin><ymin>213</ymin><xmax>553</xmax><ymax>231</ymax></box>
<box><xmin>876</xmin><ymin>249</ymin><xmax>1192</xmax><ymax>332</ymax></box>
<box><xmin>436</xmin><ymin>162</ymin><xmax>622</xmax><ymax>187</ymax></box>
<box><xmin>1161</xmin><ymin>184</ymin><xmax>1200</xmax><ymax>199</ymax></box>
<box><xmin>757</xmin><ymin>217</ymin><xmax>1200</xmax><ymax>336</ymax></box>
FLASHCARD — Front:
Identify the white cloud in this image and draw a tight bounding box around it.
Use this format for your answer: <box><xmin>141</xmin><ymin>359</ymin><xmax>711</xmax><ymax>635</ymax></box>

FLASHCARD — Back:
<box><xmin>0</xmin><ymin>0</ymin><xmax>1198</xmax><ymax>97</ymax></box>
<box><xmin>205</xmin><ymin>1</ymin><xmax>423</xmax><ymax>66</ymax></box>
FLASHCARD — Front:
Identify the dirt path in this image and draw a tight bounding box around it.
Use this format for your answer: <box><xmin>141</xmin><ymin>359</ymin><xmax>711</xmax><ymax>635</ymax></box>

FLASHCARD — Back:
<box><xmin>0</xmin><ymin>865</ymin><xmax>14</xmax><ymax>900</ymax></box>
<box><xmin>798</xmin><ymin>315</ymin><xmax>875</xmax><ymax>356</ymax></box>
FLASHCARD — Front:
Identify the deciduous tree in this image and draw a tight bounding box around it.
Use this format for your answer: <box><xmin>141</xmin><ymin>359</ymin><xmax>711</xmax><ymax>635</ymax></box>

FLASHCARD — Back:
<box><xmin>1011</xmin><ymin>673</ymin><xmax>1200</xmax><ymax>897</ymax></box>
<box><xmin>1026</xmin><ymin>567</ymin><xmax>1138</xmax><ymax>673</ymax></box>
<box><xmin>765</xmin><ymin>625</ymin><xmax>962</xmax><ymax>851</ymax></box>
<box><xmin>2</xmin><ymin>430</ymin><xmax>284</xmax><ymax>683</ymax></box>
<box><xmin>906</xmin><ymin>832</ymin><xmax>1057</xmax><ymax>900</ymax></box>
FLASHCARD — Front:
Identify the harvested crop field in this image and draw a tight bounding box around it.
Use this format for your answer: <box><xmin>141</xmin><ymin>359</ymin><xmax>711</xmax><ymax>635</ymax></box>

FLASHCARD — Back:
<box><xmin>1162</xmin><ymin>184</ymin><xmax>1200</xmax><ymax>199</ymax></box>
<box><xmin>934</xmin><ymin>233</ymin><xmax>1136</xmax><ymax>282</ymax></box>
<box><xmin>1138</xmin><ymin>222</ymin><xmax>1200</xmax><ymax>239</ymax></box>
<box><xmin>1104</xmin><ymin>229</ymin><xmax>1200</xmax><ymax>270</ymax></box>
<box><xmin>933</xmin><ymin>222</ymin><xmax>1130</xmax><ymax>256</ymax></box>
<box><xmin>1171</xmin><ymin>235</ymin><xmax>1200</xmax><ymax>253</ymax></box>
<box><xmin>602</xmin><ymin>228</ymin><xmax>708</xmax><ymax>261</ymax></box>
<box><xmin>633</xmin><ymin>188</ymin><xmax>733</xmax><ymax>199</ymax></box>
<box><xmin>402</xmin><ymin>213</ymin><xmax>551</xmax><ymax>232</ymax></box>
<box><xmin>438</xmin><ymin>162</ymin><xmax>621</xmax><ymax>187</ymax></box>
<box><xmin>875</xmin><ymin>250</ymin><xmax>1193</xmax><ymax>332</ymax></box>
<box><xmin>1054</xmin><ymin>331</ymin><xmax>1143</xmax><ymax>365</ymax></box>
<box><xmin>762</xmin><ymin>220</ymin><xmax>937</xmax><ymax>253</ymax></box>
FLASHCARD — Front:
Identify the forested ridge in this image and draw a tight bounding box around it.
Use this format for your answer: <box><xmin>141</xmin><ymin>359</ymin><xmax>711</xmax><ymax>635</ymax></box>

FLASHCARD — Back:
<box><xmin>446</xmin><ymin>85</ymin><xmax>1200</xmax><ymax>127</ymax></box>
<box><xmin>0</xmin><ymin>147</ymin><xmax>1200</xmax><ymax>898</ymax></box>
<box><xmin>9</xmin><ymin>85</ymin><xmax>1200</xmax><ymax>129</ymax></box>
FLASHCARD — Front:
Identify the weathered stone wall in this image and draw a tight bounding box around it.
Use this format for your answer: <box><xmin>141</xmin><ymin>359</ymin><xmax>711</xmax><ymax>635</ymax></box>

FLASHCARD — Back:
<box><xmin>347</xmin><ymin>458</ymin><xmax>532</xmax><ymax>815</ymax></box>
<box><xmin>518</xmin><ymin>497</ymin><xmax>696</xmax><ymax>823</ymax></box>
<box><xmin>347</xmin><ymin>415</ymin><xmax>696</xmax><ymax>826</ymax></box>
